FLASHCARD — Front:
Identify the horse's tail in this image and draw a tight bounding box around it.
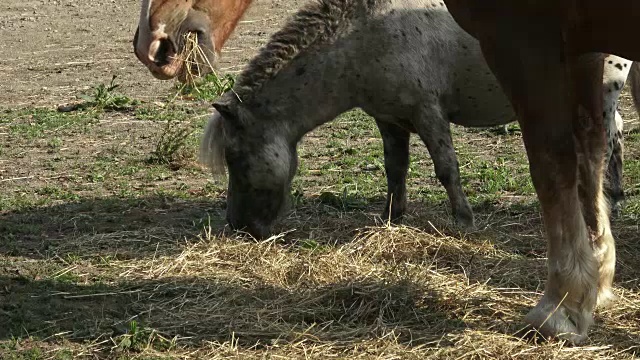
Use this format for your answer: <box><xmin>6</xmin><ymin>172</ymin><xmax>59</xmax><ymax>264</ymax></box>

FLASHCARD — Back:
<box><xmin>199</xmin><ymin>112</ymin><xmax>227</xmax><ymax>177</ymax></box>
<box><xmin>630</xmin><ymin>62</ymin><xmax>640</xmax><ymax>117</ymax></box>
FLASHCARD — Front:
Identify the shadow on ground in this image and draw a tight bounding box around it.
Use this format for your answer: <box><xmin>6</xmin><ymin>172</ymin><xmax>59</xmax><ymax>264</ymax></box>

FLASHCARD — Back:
<box><xmin>0</xmin><ymin>195</ymin><xmax>224</xmax><ymax>260</ymax></box>
<box><xmin>0</xmin><ymin>193</ymin><xmax>638</xmax><ymax>355</ymax></box>
<box><xmin>0</xmin><ymin>275</ymin><xmax>483</xmax><ymax>349</ymax></box>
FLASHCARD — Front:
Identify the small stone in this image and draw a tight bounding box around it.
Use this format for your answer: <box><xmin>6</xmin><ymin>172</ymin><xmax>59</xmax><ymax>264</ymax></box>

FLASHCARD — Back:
<box><xmin>362</xmin><ymin>163</ymin><xmax>379</xmax><ymax>171</ymax></box>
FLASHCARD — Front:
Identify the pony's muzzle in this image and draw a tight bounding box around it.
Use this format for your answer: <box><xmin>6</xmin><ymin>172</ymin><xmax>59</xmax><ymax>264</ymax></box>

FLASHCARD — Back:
<box><xmin>227</xmin><ymin>216</ymin><xmax>272</xmax><ymax>240</ymax></box>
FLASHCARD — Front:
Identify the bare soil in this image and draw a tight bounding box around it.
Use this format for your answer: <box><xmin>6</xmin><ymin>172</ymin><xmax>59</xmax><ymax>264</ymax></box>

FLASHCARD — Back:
<box><xmin>0</xmin><ymin>0</ymin><xmax>303</xmax><ymax>108</ymax></box>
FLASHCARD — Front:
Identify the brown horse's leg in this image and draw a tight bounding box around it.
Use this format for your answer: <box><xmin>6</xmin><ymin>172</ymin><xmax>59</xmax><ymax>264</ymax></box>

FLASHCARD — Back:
<box><xmin>478</xmin><ymin>34</ymin><xmax>598</xmax><ymax>344</ymax></box>
<box><xmin>571</xmin><ymin>54</ymin><xmax>617</xmax><ymax>308</ymax></box>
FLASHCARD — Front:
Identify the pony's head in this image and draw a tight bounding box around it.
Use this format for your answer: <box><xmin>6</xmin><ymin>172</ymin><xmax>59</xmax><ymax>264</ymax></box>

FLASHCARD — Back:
<box><xmin>200</xmin><ymin>92</ymin><xmax>298</xmax><ymax>238</ymax></box>
<box><xmin>198</xmin><ymin>0</ymin><xmax>360</xmax><ymax>237</ymax></box>
<box><xmin>134</xmin><ymin>0</ymin><xmax>250</xmax><ymax>81</ymax></box>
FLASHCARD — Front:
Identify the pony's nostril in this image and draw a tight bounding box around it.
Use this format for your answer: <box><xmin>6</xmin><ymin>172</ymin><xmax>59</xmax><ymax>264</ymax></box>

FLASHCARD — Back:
<box><xmin>150</xmin><ymin>38</ymin><xmax>175</xmax><ymax>67</ymax></box>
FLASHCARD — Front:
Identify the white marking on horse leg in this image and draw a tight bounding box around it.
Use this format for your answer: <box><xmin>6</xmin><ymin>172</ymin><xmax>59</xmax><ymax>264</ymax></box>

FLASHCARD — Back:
<box><xmin>594</xmin><ymin>190</ymin><xmax>616</xmax><ymax>307</ymax></box>
<box><xmin>524</xmin><ymin>199</ymin><xmax>597</xmax><ymax>344</ymax></box>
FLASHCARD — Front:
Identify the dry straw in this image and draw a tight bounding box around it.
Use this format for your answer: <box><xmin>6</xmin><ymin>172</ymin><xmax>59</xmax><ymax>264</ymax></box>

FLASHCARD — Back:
<box><xmin>178</xmin><ymin>33</ymin><xmax>230</xmax><ymax>92</ymax></box>
<box><xmin>179</xmin><ymin>32</ymin><xmax>212</xmax><ymax>86</ymax></box>
<box><xmin>86</xmin><ymin>216</ymin><xmax>638</xmax><ymax>359</ymax></box>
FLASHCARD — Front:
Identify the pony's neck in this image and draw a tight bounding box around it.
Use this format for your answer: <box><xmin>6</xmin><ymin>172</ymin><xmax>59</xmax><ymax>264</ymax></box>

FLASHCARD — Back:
<box><xmin>245</xmin><ymin>50</ymin><xmax>359</xmax><ymax>142</ymax></box>
<box><xmin>210</xmin><ymin>0</ymin><xmax>253</xmax><ymax>52</ymax></box>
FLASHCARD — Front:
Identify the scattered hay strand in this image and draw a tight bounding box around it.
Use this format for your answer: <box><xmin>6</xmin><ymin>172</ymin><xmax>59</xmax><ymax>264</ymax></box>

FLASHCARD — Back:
<box><xmin>179</xmin><ymin>32</ymin><xmax>211</xmax><ymax>86</ymax></box>
<box><xmin>179</xmin><ymin>32</ymin><xmax>232</xmax><ymax>93</ymax></box>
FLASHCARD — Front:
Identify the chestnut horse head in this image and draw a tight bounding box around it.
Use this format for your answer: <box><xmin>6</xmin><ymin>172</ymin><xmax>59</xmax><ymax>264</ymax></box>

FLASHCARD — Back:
<box><xmin>133</xmin><ymin>0</ymin><xmax>252</xmax><ymax>81</ymax></box>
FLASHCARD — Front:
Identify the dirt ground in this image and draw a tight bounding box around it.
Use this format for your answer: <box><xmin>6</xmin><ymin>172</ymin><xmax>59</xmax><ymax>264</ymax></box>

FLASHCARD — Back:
<box><xmin>0</xmin><ymin>0</ymin><xmax>303</xmax><ymax>108</ymax></box>
<box><xmin>2</xmin><ymin>0</ymin><xmax>638</xmax><ymax>126</ymax></box>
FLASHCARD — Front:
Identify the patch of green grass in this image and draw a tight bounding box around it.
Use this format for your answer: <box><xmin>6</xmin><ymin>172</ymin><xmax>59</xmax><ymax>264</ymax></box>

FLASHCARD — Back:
<box><xmin>472</xmin><ymin>158</ymin><xmax>534</xmax><ymax>195</ymax></box>
<box><xmin>318</xmin><ymin>188</ymin><xmax>369</xmax><ymax>211</ymax></box>
<box><xmin>0</xmin><ymin>187</ymin><xmax>79</xmax><ymax>212</ymax></box>
<box><xmin>34</xmin><ymin>186</ymin><xmax>81</xmax><ymax>202</ymax></box>
<box><xmin>1</xmin><ymin>77</ymin><xmax>143</xmax><ymax>140</ymax></box>
<box><xmin>296</xmin><ymin>238</ymin><xmax>331</xmax><ymax>253</ymax></box>
<box><xmin>293</xmin><ymin>110</ymin><xmax>393</xmax><ymax>208</ymax></box>
<box><xmin>177</xmin><ymin>72</ymin><xmax>235</xmax><ymax>102</ymax></box>
<box><xmin>134</xmin><ymin>104</ymin><xmax>200</xmax><ymax>122</ymax></box>
<box><xmin>137</xmin><ymin>73</ymin><xmax>232</xmax><ymax>166</ymax></box>
<box><xmin>0</xmin><ymin>341</ymin><xmax>44</xmax><ymax>360</ymax></box>
<box><xmin>53</xmin><ymin>349</ymin><xmax>74</xmax><ymax>360</ymax></box>
<box><xmin>0</xmin><ymin>192</ymin><xmax>35</xmax><ymax>212</ymax></box>
<box><xmin>0</xmin><ymin>184</ymin><xmax>85</xmax><ymax>213</ymax></box>
<box><xmin>1</xmin><ymin>108</ymin><xmax>99</xmax><ymax>139</ymax></box>
<box><xmin>46</xmin><ymin>137</ymin><xmax>63</xmax><ymax>151</ymax></box>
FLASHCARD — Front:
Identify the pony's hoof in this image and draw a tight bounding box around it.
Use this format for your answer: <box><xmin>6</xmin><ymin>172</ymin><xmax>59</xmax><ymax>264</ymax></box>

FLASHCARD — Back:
<box><xmin>610</xmin><ymin>202</ymin><xmax>622</xmax><ymax>218</ymax></box>
<box><xmin>381</xmin><ymin>208</ymin><xmax>405</xmax><ymax>224</ymax></box>
<box><xmin>608</xmin><ymin>191</ymin><xmax>624</xmax><ymax>218</ymax></box>
<box><xmin>454</xmin><ymin>210</ymin><xmax>475</xmax><ymax>230</ymax></box>
<box><xmin>381</xmin><ymin>213</ymin><xmax>404</xmax><ymax>224</ymax></box>
<box><xmin>523</xmin><ymin>298</ymin><xmax>591</xmax><ymax>345</ymax></box>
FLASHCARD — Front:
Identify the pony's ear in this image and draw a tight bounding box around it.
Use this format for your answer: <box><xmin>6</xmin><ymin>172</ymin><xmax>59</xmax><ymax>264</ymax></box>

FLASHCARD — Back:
<box><xmin>212</xmin><ymin>93</ymin><xmax>239</xmax><ymax>121</ymax></box>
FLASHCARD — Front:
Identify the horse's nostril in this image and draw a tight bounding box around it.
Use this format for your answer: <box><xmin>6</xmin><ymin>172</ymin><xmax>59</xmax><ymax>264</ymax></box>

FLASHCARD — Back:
<box><xmin>152</xmin><ymin>38</ymin><xmax>175</xmax><ymax>67</ymax></box>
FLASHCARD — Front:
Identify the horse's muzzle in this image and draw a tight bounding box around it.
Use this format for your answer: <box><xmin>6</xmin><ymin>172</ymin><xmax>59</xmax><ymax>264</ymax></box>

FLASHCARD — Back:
<box><xmin>133</xmin><ymin>27</ymin><xmax>182</xmax><ymax>80</ymax></box>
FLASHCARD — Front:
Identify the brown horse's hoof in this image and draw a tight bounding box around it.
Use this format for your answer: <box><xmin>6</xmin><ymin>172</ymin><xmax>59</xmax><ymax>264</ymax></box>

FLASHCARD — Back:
<box><xmin>523</xmin><ymin>298</ymin><xmax>591</xmax><ymax>345</ymax></box>
<box><xmin>596</xmin><ymin>287</ymin><xmax>617</xmax><ymax>309</ymax></box>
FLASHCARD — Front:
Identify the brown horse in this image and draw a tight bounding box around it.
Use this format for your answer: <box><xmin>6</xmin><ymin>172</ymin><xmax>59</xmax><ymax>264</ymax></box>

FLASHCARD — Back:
<box><xmin>133</xmin><ymin>0</ymin><xmax>252</xmax><ymax>81</ymax></box>
<box><xmin>442</xmin><ymin>0</ymin><xmax>640</xmax><ymax>344</ymax></box>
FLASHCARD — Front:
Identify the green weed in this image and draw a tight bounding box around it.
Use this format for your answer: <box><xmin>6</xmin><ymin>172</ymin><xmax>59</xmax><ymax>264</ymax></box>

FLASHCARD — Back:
<box><xmin>115</xmin><ymin>321</ymin><xmax>176</xmax><ymax>353</ymax></box>
<box><xmin>148</xmin><ymin>116</ymin><xmax>196</xmax><ymax>165</ymax></box>
<box><xmin>177</xmin><ymin>72</ymin><xmax>235</xmax><ymax>102</ymax></box>
<box><xmin>76</xmin><ymin>75</ymin><xmax>139</xmax><ymax>111</ymax></box>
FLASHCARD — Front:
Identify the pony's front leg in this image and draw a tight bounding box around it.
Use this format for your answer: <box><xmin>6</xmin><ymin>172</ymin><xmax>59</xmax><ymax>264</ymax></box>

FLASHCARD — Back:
<box><xmin>572</xmin><ymin>54</ymin><xmax>617</xmax><ymax>307</ymax></box>
<box><xmin>377</xmin><ymin>120</ymin><xmax>410</xmax><ymax>222</ymax></box>
<box><xmin>478</xmin><ymin>34</ymin><xmax>598</xmax><ymax>344</ymax></box>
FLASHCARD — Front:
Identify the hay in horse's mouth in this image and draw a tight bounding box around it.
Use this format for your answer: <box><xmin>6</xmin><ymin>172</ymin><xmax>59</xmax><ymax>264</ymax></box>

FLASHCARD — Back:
<box><xmin>178</xmin><ymin>32</ymin><xmax>215</xmax><ymax>84</ymax></box>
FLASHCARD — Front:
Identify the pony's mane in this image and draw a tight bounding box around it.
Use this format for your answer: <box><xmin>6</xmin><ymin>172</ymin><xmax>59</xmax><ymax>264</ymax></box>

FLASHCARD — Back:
<box><xmin>233</xmin><ymin>0</ymin><xmax>379</xmax><ymax>101</ymax></box>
